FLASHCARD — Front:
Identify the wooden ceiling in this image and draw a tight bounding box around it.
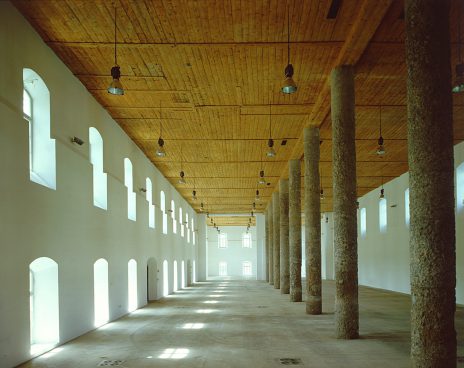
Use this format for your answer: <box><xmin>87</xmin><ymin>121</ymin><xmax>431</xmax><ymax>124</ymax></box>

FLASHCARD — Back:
<box><xmin>13</xmin><ymin>0</ymin><xmax>464</xmax><ymax>218</ymax></box>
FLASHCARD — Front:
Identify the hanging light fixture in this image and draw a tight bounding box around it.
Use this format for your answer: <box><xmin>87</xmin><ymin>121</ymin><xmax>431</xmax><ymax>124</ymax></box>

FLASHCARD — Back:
<box><xmin>255</xmin><ymin>189</ymin><xmax>260</xmax><ymax>201</ymax></box>
<box><xmin>281</xmin><ymin>5</ymin><xmax>297</xmax><ymax>94</ymax></box>
<box><xmin>376</xmin><ymin>106</ymin><xmax>386</xmax><ymax>155</ymax></box>
<box><xmin>258</xmin><ymin>170</ymin><xmax>266</xmax><ymax>185</ymax></box>
<box><xmin>192</xmin><ymin>190</ymin><xmax>197</xmax><ymax>201</ymax></box>
<box><xmin>252</xmin><ymin>202</ymin><xmax>256</xmax><ymax>210</ymax></box>
<box><xmin>267</xmin><ymin>104</ymin><xmax>276</xmax><ymax>157</ymax></box>
<box><xmin>200</xmin><ymin>202</ymin><xmax>204</xmax><ymax>212</ymax></box>
<box><xmin>156</xmin><ymin>103</ymin><xmax>166</xmax><ymax>157</ymax></box>
<box><xmin>178</xmin><ymin>145</ymin><xmax>186</xmax><ymax>184</ymax></box>
<box><xmin>319</xmin><ymin>173</ymin><xmax>325</xmax><ymax>201</ymax></box>
<box><xmin>379</xmin><ymin>177</ymin><xmax>385</xmax><ymax>199</ymax></box>
<box><xmin>454</xmin><ymin>2</ymin><xmax>464</xmax><ymax>93</ymax></box>
<box><xmin>107</xmin><ymin>6</ymin><xmax>124</xmax><ymax>95</ymax></box>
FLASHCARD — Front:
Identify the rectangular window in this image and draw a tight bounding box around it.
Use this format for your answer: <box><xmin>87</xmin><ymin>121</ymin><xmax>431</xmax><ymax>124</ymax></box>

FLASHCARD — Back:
<box><xmin>379</xmin><ymin>198</ymin><xmax>387</xmax><ymax>232</ymax></box>
<box><xmin>218</xmin><ymin>233</ymin><xmax>228</xmax><ymax>248</ymax></box>
<box><xmin>219</xmin><ymin>262</ymin><xmax>227</xmax><ymax>276</ymax></box>
<box><xmin>242</xmin><ymin>233</ymin><xmax>252</xmax><ymax>248</ymax></box>
<box><xmin>360</xmin><ymin>207</ymin><xmax>367</xmax><ymax>237</ymax></box>
<box><xmin>405</xmin><ymin>188</ymin><xmax>410</xmax><ymax>226</ymax></box>
<box><xmin>242</xmin><ymin>261</ymin><xmax>252</xmax><ymax>276</ymax></box>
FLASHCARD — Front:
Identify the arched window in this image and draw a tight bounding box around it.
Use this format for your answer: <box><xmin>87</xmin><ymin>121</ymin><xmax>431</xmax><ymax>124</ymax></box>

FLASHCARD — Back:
<box><xmin>29</xmin><ymin>257</ymin><xmax>59</xmax><ymax>355</ymax></box>
<box><xmin>124</xmin><ymin>158</ymin><xmax>136</xmax><ymax>221</ymax></box>
<box><xmin>186</xmin><ymin>213</ymin><xmax>190</xmax><ymax>243</ymax></box>
<box><xmin>163</xmin><ymin>260</ymin><xmax>169</xmax><ymax>296</ymax></box>
<box><xmin>23</xmin><ymin>68</ymin><xmax>56</xmax><ymax>189</ymax></box>
<box><xmin>146</xmin><ymin>178</ymin><xmax>155</xmax><ymax>228</ymax></box>
<box><xmin>219</xmin><ymin>233</ymin><xmax>228</xmax><ymax>248</ymax></box>
<box><xmin>379</xmin><ymin>198</ymin><xmax>387</xmax><ymax>232</ymax></box>
<box><xmin>192</xmin><ymin>260</ymin><xmax>196</xmax><ymax>283</ymax></box>
<box><xmin>191</xmin><ymin>217</ymin><xmax>196</xmax><ymax>245</ymax></box>
<box><xmin>181</xmin><ymin>260</ymin><xmax>185</xmax><ymax>288</ymax></box>
<box><xmin>93</xmin><ymin>259</ymin><xmax>109</xmax><ymax>327</ymax></box>
<box><xmin>171</xmin><ymin>200</ymin><xmax>177</xmax><ymax>234</ymax></box>
<box><xmin>457</xmin><ymin>162</ymin><xmax>464</xmax><ymax>212</ymax></box>
<box><xmin>405</xmin><ymin>188</ymin><xmax>410</xmax><ymax>226</ymax></box>
<box><xmin>173</xmin><ymin>261</ymin><xmax>178</xmax><ymax>292</ymax></box>
<box><xmin>128</xmin><ymin>259</ymin><xmax>138</xmax><ymax>312</ymax></box>
<box><xmin>360</xmin><ymin>208</ymin><xmax>367</xmax><ymax>237</ymax></box>
<box><xmin>89</xmin><ymin>128</ymin><xmax>107</xmax><ymax>210</ymax></box>
<box><xmin>242</xmin><ymin>233</ymin><xmax>252</xmax><ymax>248</ymax></box>
<box><xmin>160</xmin><ymin>191</ymin><xmax>167</xmax><ymax>234</ymax></box>
<box><xmin>180</xmin><ymin>208</ymin><xmax>184</xmax><ymax>237</ymax></box>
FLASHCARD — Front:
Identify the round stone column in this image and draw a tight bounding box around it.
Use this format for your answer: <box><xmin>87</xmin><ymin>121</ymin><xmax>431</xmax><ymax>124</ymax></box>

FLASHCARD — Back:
<box><xmin>273</xmin><ymin>191</ymin><xmax>281</xmax><ymax>289</ymax></box>
<box><xmin>279</xmin><ymin>179</ymin><xmax>290</xmax><ymax>294</ymax></box>
<box><xmin>268</xmin><ymin>200</ymin><xmax>274</xmax><ymax>285</ymax></box>
<box><xmin>304</xmin><ymin>126</ymin><xmax>322</xmax><ymax>314</ymax></box>
<box><xmin>331</xmin><ymin>65</ymin><xmax>358</xmax><ymax>339</ymax></box>
<box><xmin>289</xmin><ymin>159</ymin><xmax>302</xmax><ymax>302</ymax></box>
<box><xmin>405</xmin><ymin>1</ymin><xmax>456</xmax><ymax>366</ymax></box>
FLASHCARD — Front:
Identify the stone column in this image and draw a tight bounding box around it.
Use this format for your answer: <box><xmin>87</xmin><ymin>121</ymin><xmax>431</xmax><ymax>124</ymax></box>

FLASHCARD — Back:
<box><xmin>279</xmin><ymin>179</ymin><xmax>290</xmax><ymax>294</ymax></box>
<box><xmin>289</xmin><ymin>159</ymin><xmax>302</xmax><ymax>302</ymax></box>
<box><xmin>273</xmin><ymin>191</ymin><xmax>281</xmax><ymax>289</ymax></box>
<box><xmin>405</xmin><ymin>1</ymin><xmax>456</xmax><ymax>366</ymax></box>
<box><xmin>331</xmin><ymin>65</ymin><xmax>358</xmax><ymax>339</ymax></box>
<box><xmin>304</xmin><ymin>126</ymin><xmax>322</xmax><ymax>314</ymax></box>
<box><xmin>265</xmin><ymin>206</ymin><xmax>269</xmax><ymax>282</ymax></box>
<box><xmin>268</xmin><ymin>200</ymin><xmax>274</xmax><ymax>285</ymax></box>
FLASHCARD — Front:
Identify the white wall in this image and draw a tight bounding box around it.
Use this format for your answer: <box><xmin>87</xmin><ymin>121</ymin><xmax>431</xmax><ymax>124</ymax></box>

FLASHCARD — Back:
<box><xmin>0</xmin><ymin>3</ymin><xmax>197</xmax><ymax>367</ymax></box>
<box><xmin>319</xmin><ymin>142</ymin><xmax>464</xmax><ymax>304</ymax></box>
<box><xmin>207</xmin><ymin>224</ymin><xmax>258</xmax><ymax>278</ymax></box>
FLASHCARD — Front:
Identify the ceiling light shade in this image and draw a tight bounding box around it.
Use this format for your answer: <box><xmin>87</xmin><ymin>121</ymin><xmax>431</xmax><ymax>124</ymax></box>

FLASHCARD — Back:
<box><xmin>379</xmin><ymin>188</ymin><xmax>385</xmax><ymax>199</ymax></box>
<box><xmin>200</xmin><ymin>203</ymin><xmax>204</xmax><ymax>212</ymax></box>
<box><xmin>156</xmin><ymin>137</ymin><xmax>166</xmax><ymax>157</ymax></box>
<box><xmin>320</xmin><ymin>188</ymin><xmax>324</xmax><ymax>200</ymax></box>
<box><xmin>255</xmin><ymin>190</ymin><xmax>260</xmax><ymax>201</ymax></box>
<box><xmin>108</xmin><ymin>66</ymin><xmax>124</xmax><ymax>95</ymax></box>
<box><xmin>377</xmin><ymin>136</ymin><xmax>385</xmax><ymax>155</ymax></box>
<box><xmin>258</xmin><ymin>170</ymin><xmax>266</xmax><ymax>185</ymax></box>
<box><xmin>453</xmin><ymin>63</ymin><xmax>464</xmax><ymax>93</ymax></box>
<box><xmin>281</xmin><ymin>64</ymin><xmax>297</xmax><ymax>94</ymax></box>
<box><xmin>178</xmin><ymin>170</ymin><xmax>186</xmax><ymax>184</ymax></box>
<box><xmin>267</xmin><ymin>138</ymin><xmax>276</xmax><ymax>157</ymax></box>
<box><xmin>192</xmin><ymin>190</ymin><xmax>197</xmax><ymax>201</ymax></box>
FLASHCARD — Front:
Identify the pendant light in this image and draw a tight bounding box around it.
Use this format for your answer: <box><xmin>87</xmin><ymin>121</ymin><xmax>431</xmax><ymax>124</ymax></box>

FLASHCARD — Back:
<box><xmin>178</xmin><ymin>145</ymin><xmax>186</xmax><ymax>184</ymax></box>
<box><xmin>454</xmin><ymin>2</ymin><xmax>464</xmax><ymax>93</ymax></box>
<box><xmin>379</xmin><ymin>177</ymin><xmax>385</xmax><ymax>199</ymax></box>
<box><xmin>281</xmin><ymin>5</ymin><xmax>297</xmax><ymax>94</ymax></box>
<box><xmin>200</xmin><ymin>202</ymin><xmax>204</xmax><ymax>212</ymax></box>
<box><xmin>192</xmin><ymin>178</ymin><xmax>197</xmax><ymax>200</ymax></box>
<box><xmin>258</xmin><ymin>170</ymin><xmax>266</xmax><ymax>185</ymax></box>
<box><xmin>107</xmin><ymin>6</ymin><xmax>124</xmax><ymax>95</ymax></box>
<box><xmin>156</xmin><ymin>103</ymin><xmax>166</xmax><ymax>157</ymax></box>
<box><xmin>266</xmin><ymin>104</ymin><xmax>276</xmax><ymax>157</ymax></box>
<box><xmin>255</xmin><ymin>189</ymin><xmax>260</xmax><ymax>201</ymax></box>
<box><xmin>320</xmin><ymin>171</ymin><xmax>324</xmax><ymax>200</ymax></box>
<box><xmin>376</xmin><ymin>106</ymin><xmax>386</xmax><ymax>155</ymax></box>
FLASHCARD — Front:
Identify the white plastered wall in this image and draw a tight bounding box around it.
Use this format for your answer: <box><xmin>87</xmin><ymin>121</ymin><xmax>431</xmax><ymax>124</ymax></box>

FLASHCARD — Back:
<box><xmin>0</xmin><ymin>3</ymin><xmax>197</xmax><ymax>367</ymax></box>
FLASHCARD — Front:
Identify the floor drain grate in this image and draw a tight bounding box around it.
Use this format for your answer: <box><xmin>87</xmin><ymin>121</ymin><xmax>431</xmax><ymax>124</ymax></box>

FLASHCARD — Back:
<box><xmin>279</xmin><ymin>358</ymin><xmax>302</xmax><ymax>365</ymax></box>
<box><xmin>98</xmin><ymin>360</ymin><xmax>124</xmax><ymax>366</ymax></box>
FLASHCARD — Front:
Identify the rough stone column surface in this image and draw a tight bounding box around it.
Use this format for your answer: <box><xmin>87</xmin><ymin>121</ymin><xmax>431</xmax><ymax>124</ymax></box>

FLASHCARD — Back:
<box><xmin>405</xmin><ymin>1</ymin><xmax>456</xmax><ymax>366</ymax></box>
<box><xmin>279</xmin><ymin>179</ymin><xmax>290</xmax><ymax>294</ymax></box>
<box><xmin>265</xmin><ymin>207</ymin><xmax>270</xmax><ymax>282</ymax></box>
<box><xmin>304</xmin><ymin>127</ymin><xmax>322</xmax><ymax>315</ymax></box>
<box><xmin>268</xmin><ymin>200</ymin><xmax>274</xmax><ymax>285</ymax></box>
<box><xmin>289</xmin><ymin>159</ymin><xmax>302</xmax><ymax>302</ymax></box>
<box><xmin>331</xmin><ymin>65</ymin><xmax>358</xmax><ymax>339</ymax></box>
<box><xmin>273</xmin><ymin>191</ymin><xmax>281</xmax><ymax>289</ymax></box>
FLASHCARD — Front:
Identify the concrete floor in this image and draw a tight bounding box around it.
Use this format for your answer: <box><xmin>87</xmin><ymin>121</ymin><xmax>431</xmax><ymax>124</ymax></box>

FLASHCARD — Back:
<box><xmin>20</xmin><ymin>280</ymin><xmax>464</xmax><ymax>368</ymax></box>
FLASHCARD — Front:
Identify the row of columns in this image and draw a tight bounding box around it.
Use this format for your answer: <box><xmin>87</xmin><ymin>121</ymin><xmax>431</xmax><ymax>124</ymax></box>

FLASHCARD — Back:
<box><xmin>264</xmin><ymin>1</ymin><xmax>456</xmax><ymax>365</ymax></box>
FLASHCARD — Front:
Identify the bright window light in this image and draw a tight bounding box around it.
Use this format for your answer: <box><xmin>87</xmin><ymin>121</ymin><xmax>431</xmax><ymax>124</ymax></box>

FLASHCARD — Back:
<box><xmin>161</xmin><ymin>191</ymin><xmax>167</xmax><ymax>234</ymax></box>
<box><xmin>163</xmin><ymin>260</ymin><xmax>169</xmax><ymax>296</ymax></box>
<box><xmin>171</xmin><ymin>200</ymin><xmax>177</xmax><ymax>233</ymax></box>
<box><xmin>146</xmin><ymin>178</ymin><xmax>155</xmax><ymax>228</ymax></box>
<box><xmin>457</xmin><ymin>163</ymin><xmax>464</xmax><ymax>212</ymax></box>
<box><xmin>242</xmin><ymin>233</ymin><xmax>252</xmax><ymax>248</ymax></box>
<box><xmin>405</xmin><ymin>188</ymin><xmax>410</xmax><ymax>226</ymax></box>
<box><xmin>196</xmin><ymin>309</ymin><xmax>216</xmax><ymax>314</ymax></box>
<box><xmin>159</xmin><ymin>348</ymin><xmax>189</xmax><ymax>359</ymax></box>
<box><xmin>218</xmin><ymin>233</ymin><xmax>228</xmax><ymax>248</ymax></box>
<box><xmin>180</xmin><ymin>208</ymin><xmax>184</xmax><ymax>237</ymax></box>
<box><xmin>204</xmin><ymin>300</ymin><xmax>218</xmax><ymax>304</ymax></box>
<box><xmin>128</xmin><ymin>259</ymin><xmax>138</xmax><ymax>312</ymax></box>
<box><xmin>124</xmin><ymin>158</ymin><xmax>136</xmax><ymax>221</ymax></box>
<box><xmin>94</xmin><ymin>259</ymin><xmax>109</xmax><ymax>327</ymax></box>
<box><xmin>181</xmin><ymin>260</ymin><xmax>185</xmax><ymax>288</ymax></box>
<box><xmin>182</xmin><ymin>323</ymin><xmax>204</xmax><ymax>329</ymax></box>
<box><xmin>89</xmin><ymin>128</ymin><xmax>107</xmax><ymax>210</ymax></box>
<box><xmin>360</xmin><ymin>207</ymin><xmax>367</xmax><ymax>237</ymax></box>
<box><xmin>379</xmin><ymin>198</ymin><xmax>387</xmax><ymax>232</ymax></box>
